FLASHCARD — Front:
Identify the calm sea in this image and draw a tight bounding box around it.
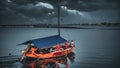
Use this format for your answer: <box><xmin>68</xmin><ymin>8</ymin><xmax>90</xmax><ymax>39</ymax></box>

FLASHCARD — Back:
<box><xmin>0</xmin><ymin>28</ymin><xmax>120</xmax><ymax>68</ymax></box>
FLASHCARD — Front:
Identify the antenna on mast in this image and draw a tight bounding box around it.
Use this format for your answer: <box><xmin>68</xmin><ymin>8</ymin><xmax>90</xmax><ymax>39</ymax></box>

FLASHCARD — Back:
<box><xmin>58</xmin><ymin>0</ymin><xmax>60</xmax><ymax>36</ymax></box>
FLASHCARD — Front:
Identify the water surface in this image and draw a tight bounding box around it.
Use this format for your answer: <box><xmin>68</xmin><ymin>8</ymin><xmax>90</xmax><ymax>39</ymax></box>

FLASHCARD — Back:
<box><xmin>0</xmin><ymin>28</ymin><xmax>120</xmax><ymax>68</ymax></box>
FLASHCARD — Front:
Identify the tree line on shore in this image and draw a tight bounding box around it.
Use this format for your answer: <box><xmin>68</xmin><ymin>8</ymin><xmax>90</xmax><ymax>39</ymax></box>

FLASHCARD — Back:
<box><xmin>0</xmin><ymin>22</ymin><xmax>120</xmax><ymax>28</ymax></box>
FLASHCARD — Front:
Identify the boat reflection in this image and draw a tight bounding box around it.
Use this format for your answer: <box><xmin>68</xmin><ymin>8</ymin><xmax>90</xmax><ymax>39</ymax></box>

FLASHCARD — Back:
<box><xmin>21</xmin><ymin>52</ymin><xmax>75</xmax><ymax>68</ymax></box>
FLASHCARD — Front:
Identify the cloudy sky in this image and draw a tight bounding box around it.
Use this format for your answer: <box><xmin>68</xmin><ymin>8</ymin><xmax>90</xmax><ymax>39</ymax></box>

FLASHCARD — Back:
<box><xmin>0</xmin><ymin>0</ymin><xmax>120</xmax><ymax>25</ymax></box>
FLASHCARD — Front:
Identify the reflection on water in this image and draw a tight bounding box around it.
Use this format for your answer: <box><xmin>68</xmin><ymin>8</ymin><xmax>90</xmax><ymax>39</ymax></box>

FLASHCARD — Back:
<box><xmin>21</xmin><ymin>52</ymin><xmax>75</xmax><ymax>68</ymax></box>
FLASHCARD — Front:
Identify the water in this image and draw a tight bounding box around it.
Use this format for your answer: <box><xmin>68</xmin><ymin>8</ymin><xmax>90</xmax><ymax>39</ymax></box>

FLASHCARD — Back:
<box><xmin>0</xmin><ymin>27</ymin><xmax>120</xmax><ymax>68</ymax></box>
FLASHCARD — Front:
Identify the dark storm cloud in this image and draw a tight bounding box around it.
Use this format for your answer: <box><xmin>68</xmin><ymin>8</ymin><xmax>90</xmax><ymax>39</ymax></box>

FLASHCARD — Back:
<box><xmin>13</xmin><ymin>3</ymin><xmax>54</xmax><ymax>18</ymax></box>
<box><xmin>0</xmin><ymin>0</ymin><xmax>120</xmax><ymax>24</ymax></box>
<box><xmin>63</xmin><ymin>0</ymin><xmax>120</xmax><ymax>11</ymax></box>
<box><xmin>31</xmin><ymin>0</ymin><xmax>120</xmax><ymax>11</ymax></box>
<box><xmin>0</xmin><ymin>0</ymin><xmax>57</xmax><ymax>24</ymax></box>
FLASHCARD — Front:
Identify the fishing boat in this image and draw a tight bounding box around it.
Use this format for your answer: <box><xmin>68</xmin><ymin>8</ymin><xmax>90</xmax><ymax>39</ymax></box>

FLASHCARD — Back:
<box><xmin>19</xmin><ymin>2</ymin><xmax>75</xmax><ymax>62</ymax></box>
<box><xmin>20</xmin><ymin>36</ymin><xmax>75</xmax><ymax>62</ymax></box>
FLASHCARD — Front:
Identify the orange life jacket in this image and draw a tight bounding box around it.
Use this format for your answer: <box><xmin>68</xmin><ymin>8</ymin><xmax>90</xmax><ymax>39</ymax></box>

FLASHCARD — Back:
<box><xmin>30</xmin><ymin>48</ymin><xmax>36</xmax><ymax>54</ymax></box>
<box><xmin>65</xmin><ymin>42</ymin><xmax>69</xmax><ymax>48</ymax></box>
<box><xmin>56</xmin><ymin>44</ymin><xmax>60</xmax><ymax>51</ymax></box>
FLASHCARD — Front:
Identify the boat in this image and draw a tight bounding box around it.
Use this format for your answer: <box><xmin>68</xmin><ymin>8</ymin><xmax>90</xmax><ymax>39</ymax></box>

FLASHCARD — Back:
<box><xmin>20</xmin><ymin>35</ymin><xmax>75</xmax><ymax>61</ymax></box>
<box><xmin>19</xmin><ymin>2</ymin><xmax>75</xmax><ymax>63</ymax></box>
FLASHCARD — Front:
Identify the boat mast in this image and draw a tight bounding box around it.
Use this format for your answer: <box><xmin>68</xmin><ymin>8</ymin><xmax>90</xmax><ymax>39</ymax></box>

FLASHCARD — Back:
<box><xmin>58</xmin><ymin>0</ymin><xmax>60</xmax><ymax>36</ymax></box>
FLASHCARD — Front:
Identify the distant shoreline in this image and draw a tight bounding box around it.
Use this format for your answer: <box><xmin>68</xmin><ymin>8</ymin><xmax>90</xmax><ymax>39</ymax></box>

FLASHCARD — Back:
<box><xmin>0</xmin><ymin>23</ymin><xmax>120</xmax><ymax>30</ymax></box>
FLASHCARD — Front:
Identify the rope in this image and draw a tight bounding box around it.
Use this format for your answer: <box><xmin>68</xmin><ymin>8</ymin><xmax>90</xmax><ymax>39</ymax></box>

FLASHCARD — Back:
<box><xmin>61</xmin><ymin>18</ymin><xmax>71</xmax><ymax>41</ymax></box>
